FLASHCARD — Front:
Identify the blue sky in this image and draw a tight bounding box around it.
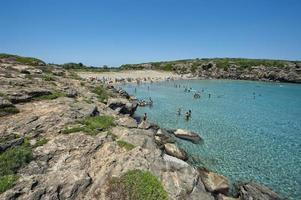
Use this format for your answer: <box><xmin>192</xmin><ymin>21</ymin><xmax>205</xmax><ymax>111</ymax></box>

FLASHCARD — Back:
<box><xmin>0</xmin><ymin>0</ymin><xmax>300</xmax><ymax>67</ymax></box>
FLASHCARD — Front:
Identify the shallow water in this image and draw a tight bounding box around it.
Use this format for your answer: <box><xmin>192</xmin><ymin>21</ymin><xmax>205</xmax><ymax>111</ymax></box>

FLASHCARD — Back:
<box><xmin>122</xmin><ymin>79</ymin><xmax>301</xmax><ymax>199</ymax></box>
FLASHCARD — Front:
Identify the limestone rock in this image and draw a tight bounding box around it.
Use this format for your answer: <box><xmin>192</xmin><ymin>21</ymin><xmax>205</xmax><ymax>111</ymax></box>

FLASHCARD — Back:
<box><xmin>116</xmin><ymin>117</ymin><xmax>138</xmax><ymax>128</ymax></box>
<box><xmin>198</xmin><ymin>169</ymin><xmax>230</xmax><ymax>194</ymax></box>
<box><xmin>107</xmin><ymin>98</ymin><xmax>138</xmax><ymax>116</ymax></box>
<box><xmin>65</xmin><ymin>88</ymin><xmax>78</xmax><ymax>98</ymax></box>
<box><xmin>239</xmin><ymin>182</ymin><xmax>282</xmax><ymax>200</ymax></box>
<box><xmin>164</xmin><ymin>143</ymin><xmax>188</xmax><ymax>161</ymax></box>
<box><xmin>154</xmin><ymin>129</ymin><xmax>176</xmax><ymax>146</ymax></box>
<box><xmin>174</xmin><ymin>129</ymin><xmax>202</xmax><ymax>144</ymax></box>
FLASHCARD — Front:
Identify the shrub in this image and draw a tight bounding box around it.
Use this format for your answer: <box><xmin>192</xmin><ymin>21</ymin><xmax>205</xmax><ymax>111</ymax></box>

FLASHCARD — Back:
<box><xmin>0</xmin><ymin>144</ymin><xmax>33</xmax><ymax>176</ymax></box>
<box><xmin>42</xmin><ymin>74</ymin><xmax>55</xmax><ymax>81</ymax></box>
<box><xmin>106</xmin><ymin>170</ymin><xmax>168</xmax><ymax>200</ymax></box>
<box><xmin>0</xmin><ymin>106</ymin><xmax>19</xmax><ymax>117</ymax></box>
<box><xmin>33</xmin><ymin>91</ymin><xmax>64</xmax><ymax>101</ymax></box>
<box><xmin>0</xmin><ymin>175</ymin><xmax>18</xmax><ymax>194</ymax></box>
<box><xmin>62</xmin><ymin>116</ymin><xmax>114</xmax><ymax>135</ymax></box>
<box><xmin>32</xmin><ymin>138</ymin><xmax>48</xmax><ymax>148</ymax></box>
<box><xmin>117</xmin><ymin>140</ymin><xmax>135</xmax><ymax>151</ymax></box>
<box><xmin>92</xmin><ymin>86</ymin><xmax>109</xmax><ymax>102</ymax></box>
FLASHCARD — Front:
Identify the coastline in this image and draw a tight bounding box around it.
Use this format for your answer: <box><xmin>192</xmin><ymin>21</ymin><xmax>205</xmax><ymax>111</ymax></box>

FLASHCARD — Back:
<box><xmin>107</xmin><ymin>83</ymin><xmax>284</xmax><ymax>200</ymax></box>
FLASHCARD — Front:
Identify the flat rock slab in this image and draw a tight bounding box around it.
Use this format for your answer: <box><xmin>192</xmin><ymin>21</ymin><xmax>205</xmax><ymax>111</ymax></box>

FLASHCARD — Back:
<box><xmin>174</xmin><ymin>129</ymin><xmax>202</xmax><ymax>144</ymax></box>
<box><xmin>239</xmin><ymin>182</ymin><xmax>282</xmax><ymax>200</ymax></box>
<box><xmin>116</xmin><ymin>117</ymin><xmax>138</xmax><ymax>128</ymax></box>
<box><xmin>199</xmin><ymin>169</ymin><xmax>230</xmax><ymax>195</ymax></box>
<box><xmin>163</xmin><ymin>153</ymin><xmax>189</xmax><ymax>167</ymax></box>
<box><xmin>164</xmin><ymin>143</ymin><xmax>188</xmax><ymax>161</ymax></box>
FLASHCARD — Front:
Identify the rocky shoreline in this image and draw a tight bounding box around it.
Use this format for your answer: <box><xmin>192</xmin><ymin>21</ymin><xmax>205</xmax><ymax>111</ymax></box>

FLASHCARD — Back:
<box><xmin>0</xmin><ymin>60</ymin><xmax>283</xmax><ymax>200</ymax></box>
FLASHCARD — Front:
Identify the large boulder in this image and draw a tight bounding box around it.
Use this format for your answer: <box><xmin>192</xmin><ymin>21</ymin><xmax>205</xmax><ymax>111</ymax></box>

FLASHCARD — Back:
<box><xmin>239</xmin><ymin>182</ymin><xmax>282</xmax><ymax>200</ymax></box>
<box><xmin>65</xmin><ymin>88</ymin><xmax>78</xmax><ymax>98</ymax></box>
<box><xmin>107</xmin><ymin>98</ymin><xmax>138</xmax><ymax>116</ymax></box>
<box><xmin>138</xmin><ymin>120</ymin><xmax>152</xmax><ymax>129</ymax></box>
<box><xmin>164</xmin><ymin>143</ymin><xmax>188</xmax><ymax>161</ymax></box>
<box><xmin>154</xmin><ymin>129</ymin><xmax>176</xmax><ymax>146</ymax></box>
<box><xmin>116</xmin><ymin>117</ymin><xmax>138</xmax><ymax>128</ymax></box>
<box><xmin>198</xmin><ymin>169</ymin><xmax>230</xmax><ymax>194</ymax></box>
<box><xmin>173</xmin><ymin>129</ymin><xmax>203</xmax><ymax>143</ymax></box>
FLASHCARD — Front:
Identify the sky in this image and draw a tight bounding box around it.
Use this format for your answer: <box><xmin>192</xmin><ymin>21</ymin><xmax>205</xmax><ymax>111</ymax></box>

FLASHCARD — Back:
<box><xmin>0</xmin><ymin>0</ymin><xmax>300</xmax><ymax>67</ymax></box>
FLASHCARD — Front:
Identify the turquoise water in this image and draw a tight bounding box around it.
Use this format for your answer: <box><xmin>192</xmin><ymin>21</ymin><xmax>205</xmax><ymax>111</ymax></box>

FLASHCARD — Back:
<box><xmin>122</xmin><ymin>79</ymin><xmax>301</xmax><ymax>199</ymax></box>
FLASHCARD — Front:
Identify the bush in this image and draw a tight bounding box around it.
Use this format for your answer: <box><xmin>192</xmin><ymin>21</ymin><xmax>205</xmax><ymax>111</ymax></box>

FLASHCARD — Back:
<box><xmin>92</xmin><ymin>86</ymin><xmax>109</xmax><ymax>102</ymax></box>
<box><xmin>117</xmin><ymin>140</ymin><xmax>135</xmax><ymax>151</ymax></box>
<box><xmin>63</xmin><ymin>116</ymin><xmax>114</xmax><ymax>135</ymax></box>
<box><xmin>106</xmin><ymin>170</ymin><xmax>168</xmax><ymax>200</ymax></box>
<box><xmin>0</xmin><ymin>106</ymin><xmax>19</xmax><ymax>117</ymax></box>
<box><xmin>0</xmin><ymin>175</ymin><xmax>18</xmax><ymax>194</ymax></box>
<box><xmin>32</xmin><ymin>138</ymin><xmax>48</xmax><ymax>148</ymax></box>
<box><xmin>33</xmin><ymin>91</ymin><xmax>64</xmax><ymax>101</ymax></box>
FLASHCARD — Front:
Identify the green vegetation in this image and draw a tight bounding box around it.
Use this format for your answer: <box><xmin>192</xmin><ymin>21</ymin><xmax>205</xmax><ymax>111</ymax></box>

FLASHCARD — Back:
<box><xmin>42</xmin><ymin>74</ymin><xmax>55</xmax><ymax>81</ymax></box>
<box><xmin>63</xmin><ymin>115</ymin><xmax>114</xmax><ymax>135</ymax></box>
<box><xmin>0</xmin><ymin>175</ymin><xmax>18</xmax><ymax>193</ymax></box>
<box><xmin>106</xmin><ymin>169</ymin><xmax>168</xmax><ymax>200</ymax></box>
<box><xmin>117</xmin><ymin>140</ymin><xmax>135</xmax><ymax>151</ymax></box>
<box><xmin>33</xmin><ymin>91</ymin><xmax>65</xmax><ymax>101</ymax></box>
<box><xmin>0</xmin><ymin>142</ymin><xmax>33</xmax><ymax>193</ymax></box>
<box><xmin>0</xmin><ymin>92</ymin><xmax>7</xmax><ymax>97</ymax></box>
<box><xmin>32</xmin><ymin>138</ymin><xmax>48</xmax><ymax>148</ymax></box>
<box><xmin>92</xmin><ymin>85</ymin><xmax>110</xmax><ymax>102</ymax></box>
<box><xmin>120</xmin><ymin>57</ymin><xmax>291</xmax><ymax>71</ymax></box>
<box><xmin>0</xmin><ymin>53</ymin><xmax>45</xmax><ymax>66</ymax></box>
<box><xmin>0</xmin><ymin>106</ymin><xmax>19</xmax><ymax>117</ymax></box>
<box><xmin>61</xmin><ymin>62</ymin><xmax>119</xmax><ymax>72</ymax></box>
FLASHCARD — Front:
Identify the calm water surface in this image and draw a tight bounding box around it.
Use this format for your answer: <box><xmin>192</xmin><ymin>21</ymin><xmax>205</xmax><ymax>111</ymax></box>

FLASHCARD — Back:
<box><xmin>122</xmin><ymin>79</ymin><xmax>301</xmax><ymax>199</ymax></box>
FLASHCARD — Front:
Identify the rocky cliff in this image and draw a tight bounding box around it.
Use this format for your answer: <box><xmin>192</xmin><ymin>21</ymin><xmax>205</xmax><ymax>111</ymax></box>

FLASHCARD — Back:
<box><xmin>121</xmin><ymin>58</ymin><xmax>301</xmax><ymax>83</ymax></box>
<box><xmin>0</xmin><ymin>55</ymin><xmax>283</xmax><ymax>200</ymax></box>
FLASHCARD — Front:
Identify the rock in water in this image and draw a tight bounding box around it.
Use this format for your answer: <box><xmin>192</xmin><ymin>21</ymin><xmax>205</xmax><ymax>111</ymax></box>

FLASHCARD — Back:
<box><xmin>154</xmin><ymin>129</ymin><xmax>176</xmax><ymax>146</ymax></box>
<box><xmin>239</xmin><ymin>182</ymin><xmax>282</xmax><ymax>200</ymax></box>
<box><xmin>174</xmin><ymin>129</ymin><xmax>203</xmax><ymax>144</ymax></box>
<box><xmin>164</xmin><ymin>143</ymin><xmax>188</xmax><ymax>161</ymax></box>
<box><xmin>198</xmin><ymin>169</ymin><xmax>230</xmax><ymax>194</ymax></box>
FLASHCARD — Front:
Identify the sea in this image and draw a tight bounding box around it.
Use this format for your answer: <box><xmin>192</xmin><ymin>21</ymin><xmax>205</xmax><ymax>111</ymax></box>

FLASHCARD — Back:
<box><xmin>122</xmin><ymin>79</ymin><xmax>301</xmax><ymax>199</ymax></box>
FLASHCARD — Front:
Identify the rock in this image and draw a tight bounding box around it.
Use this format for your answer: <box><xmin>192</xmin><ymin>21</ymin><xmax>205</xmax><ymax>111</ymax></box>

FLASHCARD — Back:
<box><xmin>0</xmin><ymin>137</ymin><xmax>24</xmax><ymax>152</ymax></box>
<box><xmin>90</xmin><ymin>106</ymin><xmax>99</xmax><ymax>117</ymax></box>
<box><xmin>138</xmin><ymin>120</ymin><xmax>152</xmax><ymax>129</ymax></box>
<box><xmin>174</xmin><ymin>129</ymin><xmax>202</xmax><ymax>144</ymax></box>
<box><xmin>217</xmin><ymin>194</ymin><xmax>240</xmax><ymax>200</ymax></box>
<box><xmin>164</xmin><ymin>143</ymin><xmax>188</xmax><ymax>161</ymax></box>
<box><xmin>198</xmin><ymin>169</ymin><xmax>230</xmax><ymax>194</ymax></box>
<box><xmin>107</xmin><ymin>98</ymin><xmax>138</xmax><ymax>116</ymax></box>
<box><xmin>0</xmin><ymin>97</ymin><xmax>13</xmax><ymax>108</ymax></box>
<box><xmin>8</xmin><ymin>89</ymin><xmax>52</xmax><ymax>103</ymax></box>
<box><xmin>163</xmin><ymin>154</ymin><xmax>189</xmax><ymax>167</ymax></box>
<box><xmin>66</xmin><ymin>88</ymin><xmax>78</xmax><ymax>98</ymax></box>
<box><xmin>239</xmin><ymin>182</ymin><xmax>282</xmax><ymax>200</ymax></box>
<box><xmin>154</xmin><ymin>129</ymin><xmax>176</xmax><ymax>146</ymax></box>
<box><xmin>116</xmin><ymin>117</ymin><xmax>138</xmax><ymax>128</ymax></box>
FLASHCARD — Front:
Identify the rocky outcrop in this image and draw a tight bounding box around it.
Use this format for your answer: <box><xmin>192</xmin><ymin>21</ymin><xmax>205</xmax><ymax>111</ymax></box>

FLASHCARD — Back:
<box><xmin>239</xmin><ymin>182</ymin><xmax>282</xmax><ymax>200</ymax></box>
<box><xmin>0</xmin><ymin>137</ymin><xmax>24</xmax><ymax>152</ymax></box>
<box><xmin>173</xmin><ymin>129</ymin><xmax>203</xmax><ymax>144</ymax></box>
<box><xmin>116</xmin><ymin>116</ymin><xmax>138</xmax><ymax>128</ymax></box>
<box><xmin>164</xmin><ymin>143</ymin><xmax>188</xmax><ymax>161</ymax></box>
<box><xmin>198</xmin><ymin>168</ymin><xmax>230</xmax><ymax>194</ymax></box>
<box><xmin>107</xmin><ymin>98</ymin><xmax>138</xmax><ymax>116</ymax></box>
<box><xmin>154</xmin><ymin>129</ymin><xmax>176</xmax><ymax>146</ymax></box>
<box><xmin>8</xmin><ymin>89</ymin><xmax>52</xmax><ymax>103</ymax></box>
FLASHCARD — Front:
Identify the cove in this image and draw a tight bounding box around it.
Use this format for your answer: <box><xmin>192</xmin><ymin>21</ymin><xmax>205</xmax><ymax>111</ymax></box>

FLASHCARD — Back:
<box><xmin>122</xmin><ymin>79</ymin><xmax>301</xmax><ymax>200</ymax></box>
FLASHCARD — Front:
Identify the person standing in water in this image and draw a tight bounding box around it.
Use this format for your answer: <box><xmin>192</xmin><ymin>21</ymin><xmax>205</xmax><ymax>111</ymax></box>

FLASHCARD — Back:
<box><xmin>208</xmin><ymin>93</ymin><xmax>211</xmax><ymax>98</ymax></box>
<box><xmin>188</xmin><ymin>110</ymin><xmax>192</xmax><ymax>117</ymax></box>
<box><xmin>185</xmin><ymin>112</ymin><xmax>190</xmax><ymax>120</ymax></box>
<box><xmin>143</xmin><ymin>113</ymin><xmax>147</xmax><ymax>121</ymax></box>
<box><xmin>134</xmin><ymin>88</ymin><xmax>137</xmax><ymax>93</ymax></box>
<box><xmin>177</xmin><ymin>108</ymin><xmax>181</xmax><ymax>115</ymax></box>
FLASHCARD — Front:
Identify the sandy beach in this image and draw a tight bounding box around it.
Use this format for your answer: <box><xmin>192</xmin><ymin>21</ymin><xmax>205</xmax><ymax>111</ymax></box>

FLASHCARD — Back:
<box><xmin>78</xmin><ymin>70</ymin><xmax>183</xmax><ymax>84</ymax></box>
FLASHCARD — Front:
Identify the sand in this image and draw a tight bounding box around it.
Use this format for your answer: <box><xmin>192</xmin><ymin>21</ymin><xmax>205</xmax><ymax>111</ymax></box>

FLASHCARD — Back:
<box><xmin>78</xmin><ymin>70</ymin><xmax>183</xmax><ymax>84</ymax></box>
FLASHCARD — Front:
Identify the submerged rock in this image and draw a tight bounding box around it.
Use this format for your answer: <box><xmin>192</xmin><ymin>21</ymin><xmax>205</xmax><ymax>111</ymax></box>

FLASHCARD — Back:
<box><xmin>239</xmin><ymin>182</ymin><xmax>282</xmax><ymax>200</ymax></box>
<box><xmin>198</xmin><ymin>168</ymin><xmax>230</xmax><ymax>194</ymax></box>
<box><xmin>174</xmin><ymin>129</ymin><xmax>203</xmax><ymax>144</ymax></box>
<box><xmin>164</xmin><ymin>143</ymin><xmax>188</xmax><ymax>161</ymax></box>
